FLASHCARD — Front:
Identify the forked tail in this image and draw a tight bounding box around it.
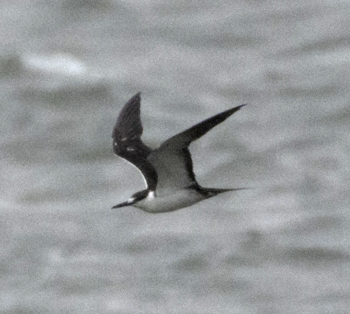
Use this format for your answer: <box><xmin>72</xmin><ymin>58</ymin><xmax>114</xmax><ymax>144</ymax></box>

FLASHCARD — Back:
<box><xmin>199</xmin><ymin>187</ymin><xmax>246</xmax><ymax>198</ymax></box>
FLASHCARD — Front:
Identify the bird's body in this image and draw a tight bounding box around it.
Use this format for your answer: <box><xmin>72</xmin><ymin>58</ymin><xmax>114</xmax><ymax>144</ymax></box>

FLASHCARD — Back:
<box><xmin>127</xmin><ymin>189</ymin><xmax>204</xmax><ymax>213</ymax></box>
<box><xmin>112</xmin><ymin>93</ymin><xmax>245</xmax><ymax>213</ymax></box>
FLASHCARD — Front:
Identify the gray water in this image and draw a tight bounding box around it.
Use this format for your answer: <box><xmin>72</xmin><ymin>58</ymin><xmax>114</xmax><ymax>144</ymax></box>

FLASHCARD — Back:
<box><xmin>1</xmin><ymin>1</ymin><xmax>350</xmax><ymax>313</ymax></box>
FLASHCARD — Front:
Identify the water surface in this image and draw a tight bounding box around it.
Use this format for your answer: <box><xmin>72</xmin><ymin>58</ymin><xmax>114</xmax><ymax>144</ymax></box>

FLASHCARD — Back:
<box><xmin>1</xmin><ymin>1</ymin><xmax>349</xmax><ymax>313</ymax></box>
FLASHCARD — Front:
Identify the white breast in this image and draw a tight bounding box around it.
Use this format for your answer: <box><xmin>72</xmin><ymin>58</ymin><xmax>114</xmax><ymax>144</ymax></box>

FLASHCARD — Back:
<box><xmin>133</xmin><ymin>189</ymin><xmax>205</xmax><ymax>213</ymax></box>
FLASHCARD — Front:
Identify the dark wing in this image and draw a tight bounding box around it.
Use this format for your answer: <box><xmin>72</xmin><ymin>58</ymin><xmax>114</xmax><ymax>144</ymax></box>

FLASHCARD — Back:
<box><xmin>112</xmin><ymin>93</ymin><xmax>157</xmax><ymax>190</ymax></box>
<box><xmin>148</xmin><ymin>104</ymin><xmax>245</xmax><ymax>194</ymax></box>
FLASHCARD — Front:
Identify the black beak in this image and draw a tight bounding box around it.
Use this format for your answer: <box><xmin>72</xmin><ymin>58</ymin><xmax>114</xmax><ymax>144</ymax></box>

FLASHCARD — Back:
<box><xmin>112</xmin><ymin>201</ymin><xmax>131</xmax><ymax>208</ymax></box>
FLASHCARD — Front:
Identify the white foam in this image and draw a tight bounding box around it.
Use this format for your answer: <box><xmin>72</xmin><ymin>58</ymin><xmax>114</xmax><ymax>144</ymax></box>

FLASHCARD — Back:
<box><xmin>23</xmin><ymin>53</ymin><xmax>87</xmax><ymax>76</ymax></box>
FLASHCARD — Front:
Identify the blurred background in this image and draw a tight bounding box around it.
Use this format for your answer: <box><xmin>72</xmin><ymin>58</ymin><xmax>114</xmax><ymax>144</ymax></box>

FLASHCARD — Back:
<box><xmin>1</xmin><ymin>0</ymin><xmax>349</xmax><ymax>313</ymax></box>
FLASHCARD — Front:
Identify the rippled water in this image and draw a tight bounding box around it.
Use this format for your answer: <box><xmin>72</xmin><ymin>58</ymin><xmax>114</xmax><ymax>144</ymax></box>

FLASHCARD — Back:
<box><xmin>1</xmin><ymin>1</ymin><xmax>349</xmax><ymax>313</ymax></box>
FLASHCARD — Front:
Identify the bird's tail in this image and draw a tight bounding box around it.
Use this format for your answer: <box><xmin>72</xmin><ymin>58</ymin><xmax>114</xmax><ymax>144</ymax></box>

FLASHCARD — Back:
<box><xmin>199</xmin><ymin>187</ymin><xmax>246</xmax><ymax>198</ymax></box>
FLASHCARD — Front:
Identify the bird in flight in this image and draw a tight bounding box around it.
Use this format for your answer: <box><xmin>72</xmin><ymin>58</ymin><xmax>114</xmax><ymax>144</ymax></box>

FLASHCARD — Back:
<box><xmin>112</xmin><ymin>93</ymin><xmax>245</xmax><ymax>213</ymax></box>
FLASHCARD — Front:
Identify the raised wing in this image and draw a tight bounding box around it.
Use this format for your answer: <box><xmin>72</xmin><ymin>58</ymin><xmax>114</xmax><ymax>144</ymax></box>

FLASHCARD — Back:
<box><xmin>148</xmin><ymin>104</ymin><xmax>245</xmax><ymax>194</ymax></box>
<box><xmin>112</xmin><ymin>93</ymin><xmax>157</xmax><ymax>190</ymax></box>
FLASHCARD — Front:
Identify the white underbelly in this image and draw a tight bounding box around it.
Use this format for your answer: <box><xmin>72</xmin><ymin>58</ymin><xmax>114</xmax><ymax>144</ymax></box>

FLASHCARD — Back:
<box><xmin>133</xmin><ymin>189</ymin><xmax>205</xmax><ymax>213</ymax></box>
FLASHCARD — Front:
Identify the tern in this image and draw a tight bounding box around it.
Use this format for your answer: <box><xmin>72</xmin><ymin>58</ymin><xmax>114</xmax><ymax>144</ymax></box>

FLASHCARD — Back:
<box><xmin>112</xmin><ymin>93</ymin><xmax>245</xmax><ymax>213</ymax></box>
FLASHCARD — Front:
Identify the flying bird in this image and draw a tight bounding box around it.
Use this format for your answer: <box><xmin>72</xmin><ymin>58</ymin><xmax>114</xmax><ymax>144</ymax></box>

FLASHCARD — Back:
<box><xmin>112</xmin><ymin>93</ymin><xmax>245</xmax><ymax>213</ymax></box>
